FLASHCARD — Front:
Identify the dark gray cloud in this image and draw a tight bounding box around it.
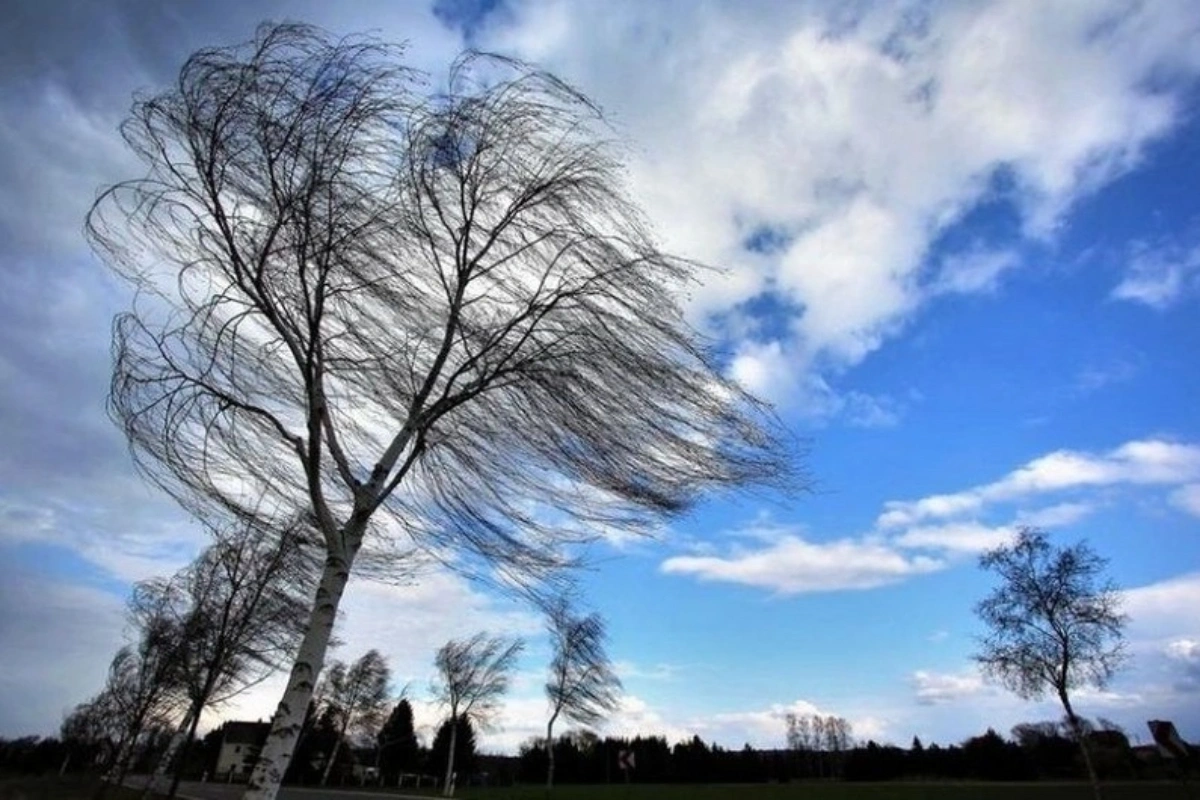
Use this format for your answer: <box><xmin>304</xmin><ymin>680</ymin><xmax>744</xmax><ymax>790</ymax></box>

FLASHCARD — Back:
<box><xmin>0</xmin><ymin>1</ymin><xmax>465</xmax><ymax>736</ymax></box>
<box><xmin>0</xmin><ymin>563</ymin><xmax>126</xmax><ymax>736</ymax></box>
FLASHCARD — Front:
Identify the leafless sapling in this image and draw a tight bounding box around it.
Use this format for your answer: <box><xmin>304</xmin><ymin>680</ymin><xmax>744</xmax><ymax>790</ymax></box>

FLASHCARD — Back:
<box><xmin>142</xmin><ymin>516</ymin><xmax>317</xmax><ymax>799</ymax></box>
<box><xmin>317</xmin><ymin>649</ymin><xmax>391</xmax><ymax>786</ymax></box>
<box><xmin>544</xmin><ymin>598</ymin><xmax>621</xmax><ymax>788</ymax></box>
<box><xmin>975</xmin><ymin>527</ymin><xmax>1127</xmax><ymax>800</ymax></box>
<box><xmin>433</xmin><ymin>633</ymin><xmax>523</xmax><ymax>795</ymax></box>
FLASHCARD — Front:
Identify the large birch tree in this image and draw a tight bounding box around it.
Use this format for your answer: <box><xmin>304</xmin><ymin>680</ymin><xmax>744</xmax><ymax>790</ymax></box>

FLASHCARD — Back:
<box><xmin>88</xmin><ymin>22</ymin><xmax>795</xmax><ymax>800</ymax></box>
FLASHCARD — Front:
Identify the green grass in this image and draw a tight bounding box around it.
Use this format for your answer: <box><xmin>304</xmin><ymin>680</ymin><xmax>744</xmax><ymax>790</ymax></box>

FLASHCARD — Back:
<box><xmin>447</xmin><ymin>782</ymin><xmax>1191</xmax><ymax>800</ymax></box>
<box><xmin>0</xmin><ymin>775</ymin><xmax>161</xmax><ymax>800</ymax></box>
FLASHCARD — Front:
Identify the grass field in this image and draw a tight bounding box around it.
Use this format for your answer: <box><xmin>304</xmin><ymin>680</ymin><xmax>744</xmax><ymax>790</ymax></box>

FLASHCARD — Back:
<box><xmin>2</xmin><ymin>777</ymin><xmax>1193</xmax><ymax>800</ymax></box>
<box><xmin>447</xmin><ymin>782</ymin><xmax>1193</xmax><ymax>800</ymax></box>
<box><xmin>0</xmin><ymin>775</ymin><xmax>156</xmax><ymax>800</ymax></box>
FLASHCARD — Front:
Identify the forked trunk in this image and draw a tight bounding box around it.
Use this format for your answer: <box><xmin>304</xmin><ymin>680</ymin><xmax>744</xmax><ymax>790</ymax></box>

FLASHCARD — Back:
<box><xmin>442</xmin><ymin>715</ymin><xmax>458</xmax><ymax>797</ymax></box>
<box><xmin>1059</xmin><ymin>690</ymin><xmax>1102</xmax><ymax>800</ymax></box>
<box><xmin>241</xmin><ymin>552</ymin><xmax>352</xmax><ymax>800</ymax></box>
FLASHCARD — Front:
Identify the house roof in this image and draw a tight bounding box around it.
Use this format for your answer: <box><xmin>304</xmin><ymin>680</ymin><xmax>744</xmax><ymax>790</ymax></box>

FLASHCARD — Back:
<box><xmin>221</xmin><ymin>721</ymin><xmax>271</xmax><ymax>746</ymax></box>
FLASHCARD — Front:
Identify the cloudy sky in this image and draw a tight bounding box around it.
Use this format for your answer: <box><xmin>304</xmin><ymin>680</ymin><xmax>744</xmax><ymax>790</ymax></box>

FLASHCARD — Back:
<box><xmin>2</xmin><ymin>0</ymin><xmax>1199</xmax><ymax>753</ymax></box>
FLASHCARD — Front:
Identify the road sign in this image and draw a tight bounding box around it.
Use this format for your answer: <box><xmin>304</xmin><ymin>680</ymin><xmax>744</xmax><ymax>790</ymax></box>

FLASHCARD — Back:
<box><xmin>1148</xmin><ymin>720</ymin><xmax>1191</xmax><ymax>760</ymax></box>
<box><xmin>618</xmin><ymin>749</ymin><xmax>636</xmax><ymax>771</ymax></box>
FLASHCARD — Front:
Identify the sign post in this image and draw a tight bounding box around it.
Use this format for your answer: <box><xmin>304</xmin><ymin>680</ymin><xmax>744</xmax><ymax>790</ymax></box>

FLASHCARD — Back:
<box><xmin>618</xmin><ymin>749</ymin><xmax>635</xmax><ymax>788</ymax></box>
<box><xmin>1149</xmin><ymin>720</ymin><xmax>1192</xmax><ymax>761</ymax></box>
<box><xmin>1148</xmin><ymin>720</ymin><xmax>1194</xmax><ymax>796</ymax></box>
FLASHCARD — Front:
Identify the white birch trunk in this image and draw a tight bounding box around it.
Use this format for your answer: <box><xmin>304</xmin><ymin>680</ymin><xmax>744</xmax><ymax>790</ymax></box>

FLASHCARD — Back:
<box><xmin>545</xmin><ymin>714</ymin><xmax>557</xmax><ymax>789</ymax></box>
<box><xmin>319</xmin><ymin>734</ymin><xmax>344</xmax><ymax>786</ymax></box>
<box><xmin>143</xmin><ymin>706</ymin><xmax>195</xmax><ymax>798</ymax></box>
<box><xmin>442</xmin><ymin>716</ymin><xmax>458</xmax><ymax>797</ymax></box>
<box><xmin>240</xmin><ymin>551</ymin><xmax>351</xmax><ymax>800</ymax></box>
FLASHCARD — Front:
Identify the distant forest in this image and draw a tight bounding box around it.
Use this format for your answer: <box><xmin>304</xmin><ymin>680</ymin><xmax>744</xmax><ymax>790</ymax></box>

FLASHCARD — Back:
<box><xmin>1</xmin><ymin>717</ymin><xmax>1194</xmax><ymax>787</ymax></box>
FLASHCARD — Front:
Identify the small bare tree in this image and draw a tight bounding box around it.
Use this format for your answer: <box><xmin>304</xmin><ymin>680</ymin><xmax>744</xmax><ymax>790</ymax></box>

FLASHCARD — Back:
<box><xmin>95</xmin><ymin>590</ymin><xmax>187</xmax><ymax>798</ymax></box>
<box><xmin>433</xmin><ymin>633</ymin><xmax>523</xmax><ymax>795</ymax></box>
<box><xmin>544</xmin><ymin>598</ymin><xmax>621</xmax><ymax>788</ymax></box>
<box><xmin>142</xmin><ymin>516</ymin><xmax>316</xmax><ymax>799</ymax></box>
<box><xmin>63</xmin><ymin>693</ymin><xmax>125</xmax><ymax>777</ymax></box>
<box><xmin>88</xmin><ymin>22</ymin><xmax>796</xmax><ymax>800</ymax></box>
<box><xmin>318</xmin><ymin>649</ymin><xmax>391</xmax><ymax>786</ymax></box>
<box><xmin>975</xmin><ymin>527</ymin><xmax>1127</xmax><ymax>800</ymax></box>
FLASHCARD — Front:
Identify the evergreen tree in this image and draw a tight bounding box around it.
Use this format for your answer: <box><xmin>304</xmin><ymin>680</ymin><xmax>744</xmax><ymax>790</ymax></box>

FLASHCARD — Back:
<box><xmin>377</xmin><ymin>699</ymin><xmax>420</xmax><ymax>781</ymax></box>
<box><xmin>429</xmin><ymin>717</ymin><xmax>476</xmax><ymax>785</ymax></box>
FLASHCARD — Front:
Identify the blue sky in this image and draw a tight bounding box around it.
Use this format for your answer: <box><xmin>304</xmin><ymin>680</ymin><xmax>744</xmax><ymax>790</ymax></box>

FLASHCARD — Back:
<box><xmin>1</xmin><ymin>0</ymin><xmax>1199</xmax><ymax>753</ymax></box>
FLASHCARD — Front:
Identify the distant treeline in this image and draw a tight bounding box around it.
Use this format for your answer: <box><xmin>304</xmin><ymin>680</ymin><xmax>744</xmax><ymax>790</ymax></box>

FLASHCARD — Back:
<box><xmin>2</xmin><ymin>722</ymin><xmax>1194</xmax><ymax>786</ymax></box>
<box><xmin>511</xmin><ymin>725</ymin><xmax>1194</xmax><ymax>785</ymax></box>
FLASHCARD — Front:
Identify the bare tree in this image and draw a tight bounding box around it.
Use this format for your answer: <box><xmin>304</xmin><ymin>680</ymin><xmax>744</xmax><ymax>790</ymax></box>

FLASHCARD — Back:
<box><xmin>433</xmin><ymin>633</ymin><xmax>524</xmax><ymax>795</ymax></box>
<box><xmin>975</xmin><ymin>527</ymin><xmax>1127</xmax><ymax>800</ymax></box>
<box><xmin>62</xmin><ymin>694</ymin><xmax>124</xmax><ymax>776</ymax></box>
<box><xmin>318</xmin><ymin>650</ymin><xmax>391</xmax><ymax>786</ymax></box>
<box><xmin>95</xmin><ymin>589</ymin><xmax>187</xmax><ymax>798</ymax></box>
<box><xmin>785</xmin><ymin>713</ymin><xmax>851</xmax><ymax>778</ymax></box>
<box><xmin>142</xmin><ymin>516</ymin><xmax>316</xmax><ymax>799</ymax></box>
<box><xmin>88</xmin><ymin>22</ymin><xmax>796</xmax><ymax>800</ymax></box>
<box><xmin>544</xmin><ymin>598</ymin><xmax>621</xmax><ymax>788</ymax></box>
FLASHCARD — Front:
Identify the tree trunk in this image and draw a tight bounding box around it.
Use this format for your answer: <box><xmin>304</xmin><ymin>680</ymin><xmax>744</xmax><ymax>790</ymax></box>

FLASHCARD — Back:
<box><xmin>545</xmin><ymin>714</ymin><xmax>557</xmax><ymax>789</ymax></box>
<box><xmin>143</xmin><ymin>706</ymin><xmax>195</xmax><ymax>799</ymax></box>
<box><xmin>320</xmin><ymin>732</ymin><xmax>345</xmax><ymax>786</ymax></box>
<box><xmin>106</xmin><ymin>711</ymin><xmax>148</xmax><ymax>798</ymax></box>
<box><xmin>240</xmin><ymin>551</ymin><xmax>352</xmax><ymax>800</ymax></box>
<box><xmin>442</xmin><ymin>715</ymin><xmax>458</xmax><ymax>797</ymax></box>
<box><xmin>167</xmin><ymin>702</ymin><xmax>205</xmax><ymax>800</ymax></box>
<box><xmin>1059</xmin><ymin>690</ymin><xmax>1102</xmax><ymax>800</ymax></box>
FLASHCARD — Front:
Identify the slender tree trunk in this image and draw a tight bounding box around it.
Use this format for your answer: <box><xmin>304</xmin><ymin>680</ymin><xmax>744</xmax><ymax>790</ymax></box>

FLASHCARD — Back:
<box><xmin>167</xmin><ymin>702</ymin><xmax>205</xmax><ymax>800</ymax></box>
<box><xmin>320</xmin><ymin>730</ymin><xmax>346</xmax><ymax>786</ymax></box>
<box><xmin>240</xmin><ymin>550</ymin><xmax>352</xmax><ymax>800</ymax></box>
<box><xmin>443</xmin><ymin>715</ymin><xmax>458</xmax><ymax>797</ymax></box>
<box><xmin>1060</xmin><ymin>690</ymin><xmax>1102</xmax><ymax>800</ymax></box>
<box><xmin>105</xmin><ymin>712</ymin><xmax>148</xmax><ymax>798</ymax></box>
<box><xmin>545</xmin><ymin>713</ymin><xmax>558</xmax><ymax>789</ymax></box>
<box><xmin>99</xmin><ymin>731</ymin><xmax>131</xmax><ymax>789</ymax></box>
<box><xmin>143</xmin><ymin>706</ymin><xmax>196</xmax><ymax>799</ymax></box>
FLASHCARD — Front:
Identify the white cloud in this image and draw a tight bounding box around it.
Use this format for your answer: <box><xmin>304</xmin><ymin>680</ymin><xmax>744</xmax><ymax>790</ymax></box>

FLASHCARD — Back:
<box><xmin>911</xmin><ymin>669</ymin><xmax>990</xmax><ymax>706</ymax></box>
<box><xmin>729</xmin><ymin>339</ymin><xmax>797</xmax><ymax>404</ymax></box>
<box><xmin>1015</xmin><ymin>502</ymin><xmax>1097</xmax><ymax>528</ymax></box>
<box><xmin>613</xmin><ymin>661</ymin><xmax>679</xmax><ymax>682</ymax></box>
<box><xmin>1073</xmin><ymin>358</ymin><xmax>1140</xmax><ymax>396</ymax></box>
<box><xmin>487</xmin><ymin>0</ymin><xmax>1200</xmax><ymax>407</ymax></box>
<box><xmin>880</xmin><ymin>438</ymin><xmax>1200</xmax><ymax>528</ymax></box>
<box><xmin>930</xmin><ymin>248</ymin><xmax>1020</xmax><ymax>296</ymax></box>
<box><xmin>1112</xmin><ymin>240</ymin><xmax>1200</xmax><ymax>308</ymax></box>
<box><xmin>661</xmin><ymin>528</ymin><xmax>943</xmax><ymax>594</ymax></box>
<box><xmin>894</xmin><ymin>521</ymin><xmax>1015</xmax><ymax>554</ymax></box>
<box><xmin>1166</xmin><ymin>638</ymin><xmax>1200</xmax><ymax>662</ymax></box>
<box><xmin>1170</xmin><ymin>484</ymin><xmax>1200</xmax><ymax>517</ymax></box>
<box><xmin>0</xmin><ymin>486</ymin><xmax>208</xmax><ymax>584</ymax></box>
<box><xmin>705</xmin><ymin>699</ymin><xmax>886</xmax><ymax>747</ymax></box>
<box><xmin>211</xmin><ymin>568</ymin><xmax>545</xmax><ymax>741</ymax></box>
<box><xmin>665</xmin><ymin>438</ymin><xmax>1200</xmax><ymax>597</ymax></box>
<box><xmin>1123</xmin><ymin>571</ymin><xmax>1200</xmax><ymax>642</ymax></box>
